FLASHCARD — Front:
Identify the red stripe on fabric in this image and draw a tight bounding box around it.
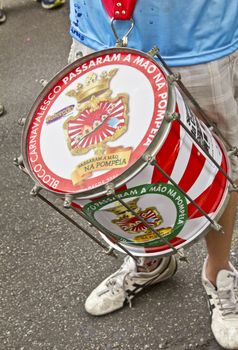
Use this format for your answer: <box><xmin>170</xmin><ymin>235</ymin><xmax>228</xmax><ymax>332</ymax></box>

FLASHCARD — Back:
<box><xmin>151</xmin><ymin>120</ymin><xmax>180</xmax><ymax>184</ymax></box>
<box><xmin>187</xmin><ymin>153</ymin><xmax>228</xmax><ymax>218</ymax></box>
<box><xmin>102</xmin><ymin>0</ymin><xmax>137</xmax><ymax>19</ymax></box>
<box><xmin>144</xmin><ymin>236</ymin><xmax>186</xmax><ymax>253</ymax></box>
<box><xmin>178</xmin><ymin>144</ymin><xmax>206</xmax><ymax>192</ymax></box>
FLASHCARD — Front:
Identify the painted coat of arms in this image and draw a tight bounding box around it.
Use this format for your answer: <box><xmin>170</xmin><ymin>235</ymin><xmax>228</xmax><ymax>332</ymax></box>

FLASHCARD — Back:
<box><xmin>106</xmin><ymin>198</ymin><xmax>172</xmax><ymax>243</ymax></box>
<box><xmin>63</xmin><ymin>69</ymin><xmax>132</xmax><ymax>185</ymax></box>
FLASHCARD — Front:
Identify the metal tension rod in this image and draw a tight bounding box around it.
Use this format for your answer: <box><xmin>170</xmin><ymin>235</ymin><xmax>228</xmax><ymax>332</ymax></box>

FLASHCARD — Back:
<box><xmin>36</xmin><ymin>193</ymin><xmax>118</xmax><ymax>258</ymax></box>
<box><xmin>13</xmin><ymin>158</ymin><xmax>118</xmax><ymax>259</ymax></box>
<box><xmin>143</xmin><ymin>154</ymin><xmax>223</xmax><ymax>233</ymax></box>
<box><xmin>152</xmin><ymin>47</ymin><xmax>238</xmax><ymax>155</ymax></box>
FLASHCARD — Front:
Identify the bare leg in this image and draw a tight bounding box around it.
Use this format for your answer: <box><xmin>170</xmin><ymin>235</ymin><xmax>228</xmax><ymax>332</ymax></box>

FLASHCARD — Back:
<box><xmin>205</xmin><ymin>185</ymin><xmax>238</xmax><ymax>285</ymax></box>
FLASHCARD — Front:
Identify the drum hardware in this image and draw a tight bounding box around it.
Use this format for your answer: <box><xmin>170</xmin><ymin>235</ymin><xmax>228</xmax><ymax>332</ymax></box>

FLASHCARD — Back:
<box><xmin>39</xmin><ymin>79</ymin><xmax>48</xmax><ymax>87</ymax></box>
<box><xmin>166</xmin><ymin>112</ymin><xmax>236</xmax><ymax>190</ymax></box>
<box><xmin>142</xmin><ymin>153</ymin><xmax>224</xmax><ymax>234</ymax></box>
<box><xmin>37</xmin><ymin>192</ymin><xmax>118</xmax><ymax>259</ymax></box>
<box><xmin>13</xmin><ymin>157</ymin><xmax>118</xmax><ymax>259</ymax></box>
<box><xmin>228</xmin><ymin>184</ymin><xmax>238</xmax><ymax>194</ymax></box>
<box><xmin>13</xmin><ymin>154</ymin><xmax>24</xmax><ymax>167</ymax></box>
<box><xmin>30</xmin><ymin>184</ymin><xmax>42</xmax><ymax>196</ymax></box>
<box><xmin>104</xmin><ymin>246</ymin><xmax>116</xmax><ymax>256</ymax></box>
<box><xmin>147</xmin><ymin>47</ymin><xmax>160</xmax><ymax>57</ymax></box>
<box><xmin>63</xmin><ymin>194</ymin><xmax>74</xmax><ymax>208</ymax></box>
<box><xmin>0</xmin><ymin>104</ymin><xmax>5</xmax><ymax>117</ymax></box>
<box><xmin>105</xmin><ymin>182</ymin><xmax>189</xmax><ymax>262</ymax></box>
<box><xmin>166</xmin><ymin>73</ymin><xmax>181</xmax><ymax>84</ymax></box>
<box><xmin>13</xmin><ymin>155</ymin><xmax>29</xmax><ymax>175</ymax></box>
<box><xmin>14</xmin><ymin>156</ymin><xmax>42</xmax><ymax>194</ymax></box>
<box><xmin>165</xmin><ymin>112</ymin><xmax>180</xmax><ymax>123</ymax></box>
<box><xmin>110</xmin><ymin>18</ymin><xmax>134</xmax><ymax>47</ymax></box>
<box><xmin>152</xmin><ymin>47</ymin><xmax>237</xmax><ymax>154</ymax></box>
<box><xmin>18</xmin><ymin>117</ymin><xmax>26</xmax><ymax>126</ymax></box>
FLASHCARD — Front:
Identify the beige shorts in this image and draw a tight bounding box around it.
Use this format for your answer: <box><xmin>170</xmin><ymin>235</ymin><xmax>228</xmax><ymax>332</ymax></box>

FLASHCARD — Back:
<box><xmin>68</xmin><ymin>39</ymin><xmax>238</xmax><ymax>180</ymax></box>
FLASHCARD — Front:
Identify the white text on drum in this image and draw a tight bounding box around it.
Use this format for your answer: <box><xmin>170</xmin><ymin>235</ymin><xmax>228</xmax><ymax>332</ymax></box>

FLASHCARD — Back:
<box><xmin>28</xmin><ymin>123</ymin><xmax>60</xmax><ymax>189</ymax></box>
<box><xmin>61</xmin><ymin>54</ymin><xmax>162</xmax><ymax>85</ymax></box>
<box><xmin>34</xmin><ymin>85</ymin><xmax>63</xmax><ymax>122</ymax></box>
<box><xmin>33</xmin><ymin>164</ymin><xmax>60</xmax><ymax>189</ymax></box>
<box><xmin>143</xmin><ymin>76</ymin><xmax>168</xmax><ymax>147</ymax></box>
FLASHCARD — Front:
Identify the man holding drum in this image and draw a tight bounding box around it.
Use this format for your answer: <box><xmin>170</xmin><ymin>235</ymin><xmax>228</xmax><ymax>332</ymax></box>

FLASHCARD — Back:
<box><xmin>68</xmin><ymin>1</ymin><xmax>238</xmax><ymax>348</ymax></box>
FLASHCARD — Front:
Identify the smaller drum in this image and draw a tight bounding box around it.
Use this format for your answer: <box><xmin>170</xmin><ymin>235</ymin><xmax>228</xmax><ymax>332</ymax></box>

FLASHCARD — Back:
<box><xmin>21</xmin><ymin>47</ymin><xmax>230</xmax><ymax>257</ymax></box>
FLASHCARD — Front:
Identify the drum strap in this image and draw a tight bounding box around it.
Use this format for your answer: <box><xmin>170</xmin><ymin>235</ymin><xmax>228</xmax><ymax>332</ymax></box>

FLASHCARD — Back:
<box><xmin>102</xmin><ymin>0</ymin><xmax>137</xmax><ymax>20</ymax></box>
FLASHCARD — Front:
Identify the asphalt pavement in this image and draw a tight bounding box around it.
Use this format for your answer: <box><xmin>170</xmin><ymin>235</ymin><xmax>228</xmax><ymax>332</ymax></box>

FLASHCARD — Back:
<box><xmin>0</xmin><ymin>1</ymin><xmax>238</xmax><ymax>350</ymax></box>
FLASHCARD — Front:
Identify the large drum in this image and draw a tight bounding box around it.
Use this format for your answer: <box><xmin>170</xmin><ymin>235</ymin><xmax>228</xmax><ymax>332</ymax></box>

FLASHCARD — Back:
<box><xmin>21</xmin><ymin>47</ymin><xmax>230</xmax><ymax>257</ymax></box>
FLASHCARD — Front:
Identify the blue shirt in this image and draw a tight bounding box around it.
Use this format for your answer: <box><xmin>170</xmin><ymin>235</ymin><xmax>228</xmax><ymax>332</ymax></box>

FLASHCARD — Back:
<box><xmin>69</xmin><ymin>0</ymin><xmax>238</xmax><ymax>66</ymax></box>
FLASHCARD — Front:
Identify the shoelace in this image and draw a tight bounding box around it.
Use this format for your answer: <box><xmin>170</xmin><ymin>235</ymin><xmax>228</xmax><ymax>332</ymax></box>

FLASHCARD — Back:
<box><xmin>97</xmin><ymin>266</ymin><xmax>135</xmax><ymax>307</ymax></box>
<box><xmin>217</xmin><ymin>273</ymin><xmax>238</xmax><ymax>316</ymax></box>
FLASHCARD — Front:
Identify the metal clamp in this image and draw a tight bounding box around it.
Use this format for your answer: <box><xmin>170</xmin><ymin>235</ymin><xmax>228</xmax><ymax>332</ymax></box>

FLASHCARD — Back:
<box><xmin>228</xmin><ymin>183</ymin><xmax>238</xmax><ymax>192</ymax></box>
<box><xmin>63</xmin><ymin>194</ymin><xmax>74</xmax><ymax>208</ymax></box>
<box><xmin>13</xmin><ymin>155</ymin><xmax>24</xmax><ymax>167</ymax></box>
<box><xmin>142</xmin><ymin>153</ymin><xmax>154</xmax><ymax>164</ymax></box>
<box><xmin>105</xmin><ymin>247</ymin><xmax>117</xmax><ymax>258</ymax></box>
<box><xmin>30</xmin><ymin>185</ymin><xmax>42</xmax><ymax>196</ymax></box>
<box><xmin>105</xmin><ymin>182</ymin><xmax>116</xmax><ymax>196</ymax></box>
<box><xmin>39</xmin><ymin>79</ymin><xmax>48</xmax><ymax>87</ymax></box>
<box><xmin>147</xmin><ymin>47</ymin><xmax>160</xmax><ymax>57</ymax></box>
<box><xmin>18</xmin><ymin>117</ymin><xmax>26</xmax><ymax>126</ymax></box>
<box><xmin>167</xmin><ymin>73</ymin><xmax>181</xmax><ymax>84</ymax></box>
<box><xmin>165</xmin><ymin>112</ymin><xmax>180</xmax><ymax>123</ymax></box>
<box><xmin>111</xmin><ymin>18</ymin><xmax>134</xmax><ymax>47</ymax></box>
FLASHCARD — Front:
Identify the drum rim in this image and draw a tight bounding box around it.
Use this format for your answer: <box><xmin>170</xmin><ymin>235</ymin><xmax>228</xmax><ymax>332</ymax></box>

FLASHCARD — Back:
<box><xmin>21</xmin><ymin>47</ymin><xmax>176</xmax><ymax>198</ymax></box>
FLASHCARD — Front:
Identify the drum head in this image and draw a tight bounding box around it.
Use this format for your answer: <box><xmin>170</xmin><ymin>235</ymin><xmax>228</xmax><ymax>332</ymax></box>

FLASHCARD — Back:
<box><xmin>22</xmin><ymin>48</ymin><xmax>173</xmax><ymax>197</ymax></box>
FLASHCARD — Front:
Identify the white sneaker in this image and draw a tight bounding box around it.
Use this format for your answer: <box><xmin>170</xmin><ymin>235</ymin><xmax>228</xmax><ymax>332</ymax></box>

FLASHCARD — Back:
<box><xmin>85</xmin><ymin>255</ymin><xmax>177</xmax><ymax>316</ymax></box>
<box><xmin>202</xmin><ymin>259</ymin><xmax>238</xmax><ymax>349</ymax></box>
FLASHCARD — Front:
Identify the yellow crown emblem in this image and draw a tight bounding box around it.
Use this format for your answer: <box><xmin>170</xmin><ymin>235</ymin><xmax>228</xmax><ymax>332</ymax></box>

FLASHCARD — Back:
<box><xmin>105</xmin><ymin>199</ymin><xmax>140</xmax><ymax>216</ymax></box>
<box><xmin>66</xmin><ymin>69</ymin><xmax>118</xmax><ymax>103</ymax></box>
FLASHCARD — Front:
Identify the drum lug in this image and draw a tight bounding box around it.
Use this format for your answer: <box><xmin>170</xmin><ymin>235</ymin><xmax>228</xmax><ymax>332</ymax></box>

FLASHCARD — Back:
<box><xmin>63</xmin><ymin>194</ymin><xmax>74</xmax><ymax>208</ymax></box>
<box><xmin>39</xmin><ymin>79</ymin><xmax>48</xmax><ymax>87</ymax></box>
<box><xmin>177</xmin><ymin>249</ymin><xmax>189</xmax><ymax>263</ymax></box>
<box><xmin>105</xmin><ymin>182</ymin><xmax>115</xmax><ymax>196</ymax></box>
<box><xmin>30</xmin><ymin>185</ymin><xmax>42</xmax><ymax>196</ymax></box>
<box><xmin>13</xmin><ymin>155</ymin><xmax>24</xmax><ymax>167</ymax></box>
<box><xmin>228</xmin><ymin>183</ymin><xmax>238</xmax><ymax>192</ymax></box>
<box><xmin>13</xmin><ymin>155</ymin><xmax>29</xmax><ymax>175</ymax></box>
<box><xmin>105</xmin><ymin>246</ymin><xmax>117</xmax><ymax>258</ymax></box>
<box><xmin>18</xmin><ymin>117</ymin><xmax>26</xmax><ymax>126</ymax></box>
<box><xmin>210</xmin><ymin>221</ymin><xmax>224</xmax><ymax>233</ymax></box>
<box><xmin>165</xmin><ymin>112</ymin><xmax>180</xmax><ymax>122</ymax></box>
<box><xmin>147</xmin><ymin>46</ymin><xmax>160</xmax><ymax>57</ymax></box>
<box><xmin>142</xmin><ymin>153</ymin><xmax>154</xmax><ymax>164</ymax></box>
<box><xmin>167</xmin><ymin>73</ymin><xmax>181</xmax><ymax>84</ymax></box>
